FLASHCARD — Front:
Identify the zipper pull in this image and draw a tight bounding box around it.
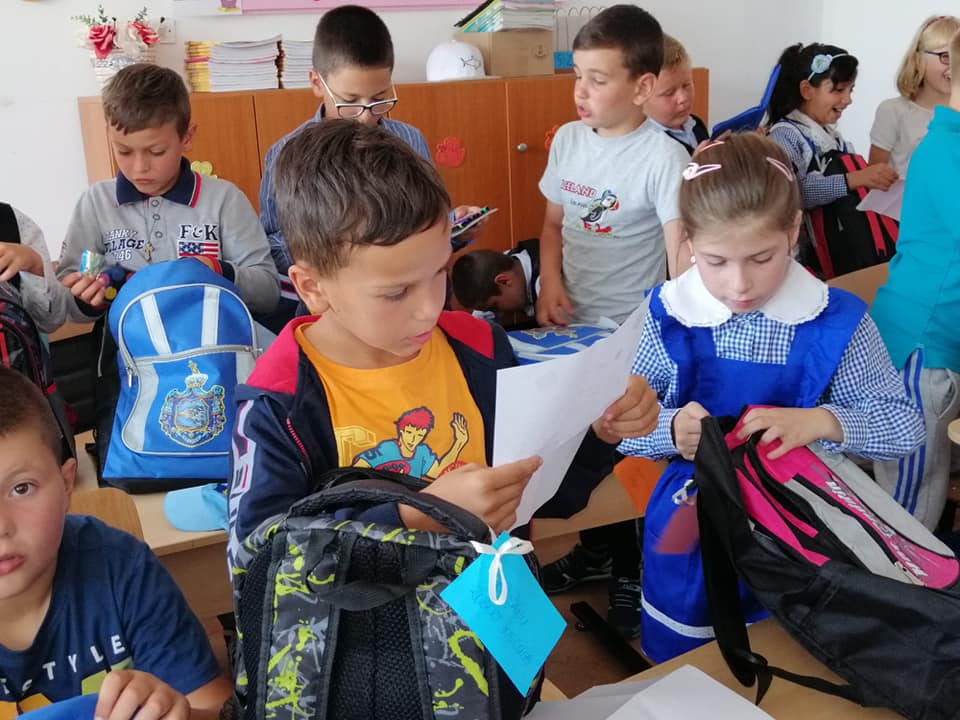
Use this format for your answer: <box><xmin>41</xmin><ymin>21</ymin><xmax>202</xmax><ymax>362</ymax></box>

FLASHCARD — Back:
<box><xmin>126</xmin><ymin>366</ymin><xmax>134</xmax><ymax>387</ymax></box>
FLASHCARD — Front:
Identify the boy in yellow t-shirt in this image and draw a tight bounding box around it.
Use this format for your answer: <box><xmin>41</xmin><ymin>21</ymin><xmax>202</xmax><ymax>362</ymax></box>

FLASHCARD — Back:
<box><xmin>227</xmin><ymin>120</ymin><xmax>658</xmax><ymax>554</ymax></box>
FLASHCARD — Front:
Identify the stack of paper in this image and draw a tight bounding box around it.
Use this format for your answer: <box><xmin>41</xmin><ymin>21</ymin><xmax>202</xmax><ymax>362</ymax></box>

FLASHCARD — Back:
<box><xmin>457</xmin><ymin>0</ymin><xmax>558</xmax><ymax>32</ymax></box>
<box><xmin>184</xmin><ymin>36</ymin><xmax>281</xmax><ymax>92</ymax></box>
<box><xmin>280</xmin><ymin>40</ymin><xmax>313</xmax><ymax>89</ymax></box>
<box><xmin>527</xmin><ymin>666</ymin><xmax>776</xmax><ymax>719</ymax></box>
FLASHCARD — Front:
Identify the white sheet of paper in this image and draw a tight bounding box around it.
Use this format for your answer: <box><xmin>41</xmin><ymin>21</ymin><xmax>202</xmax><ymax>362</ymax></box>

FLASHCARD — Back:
<box><xmin>524</xmin><ymin>694</ymin><xmax>637</xmax><ymax>719</ymax></box>
<box><xmin>856</xmin><ymin>179</ymin><xmax>904</xmax><ymax>221</ymax></box>
<box><xmin>606</xmin><ymin>665</ymin><xmax>775</xmax><ymax>720</ymax></box>
<box><xmin>494</xmin><ymin>306</ymin><xmax>646</xmax><ymax>528</ymax></box>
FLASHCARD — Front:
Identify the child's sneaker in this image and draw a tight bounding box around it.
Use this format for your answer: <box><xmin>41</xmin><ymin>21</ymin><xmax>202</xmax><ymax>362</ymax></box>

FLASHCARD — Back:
<box><xmin>541</xmin><ymin>544</ymin><xmax>613</xmax><ymax>594</ymax></box>
<box><xmin>606</xmin><ymin>576</ymin><xmax>642</xmax><ymax>639</ymax></box>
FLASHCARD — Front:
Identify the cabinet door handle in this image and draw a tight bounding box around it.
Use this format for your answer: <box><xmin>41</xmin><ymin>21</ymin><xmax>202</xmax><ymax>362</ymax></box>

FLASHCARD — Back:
<box><xmin>516</xmin><ymin>143</ymin><xmax>528</xmax><ymax>152</ymax></box>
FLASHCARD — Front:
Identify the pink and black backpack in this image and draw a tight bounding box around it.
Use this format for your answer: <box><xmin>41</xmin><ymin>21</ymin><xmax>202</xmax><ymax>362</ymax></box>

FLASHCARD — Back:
<box><xmin>695</xmin><ymin>412</ymin><xmax>960</xmax><ymax>720</ymax></box>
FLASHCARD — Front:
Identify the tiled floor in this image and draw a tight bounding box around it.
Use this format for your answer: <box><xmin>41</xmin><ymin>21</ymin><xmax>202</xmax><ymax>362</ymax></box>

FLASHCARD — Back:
<box><xmin>536</xmin><ymin>534</ymin><xmax>645</xmax><ymax>697</ymax></box>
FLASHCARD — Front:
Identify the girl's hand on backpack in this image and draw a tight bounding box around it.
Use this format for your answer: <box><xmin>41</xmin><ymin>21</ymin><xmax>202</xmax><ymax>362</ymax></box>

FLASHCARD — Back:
<box><xmin>0</xmin><ymin>242</ymin><xmax>43</xmax><ymax>281</ymax></box>
<box><xmin>593</xmin><ymin>375</ymin><xmax>659</xmax><ymax>443</ymax></box>
<box><xmin>62</xmin><ymin>271</ymin><xmax>109</xmax><ymax>309</ymax></box>
<box><xmin>413</xmin><ymin>456</ymin><xmax>542</xmax><ymax>532</ymax></box>
<box><xmin>672</xmin><ymin>401</ymin><xmax>709</xmax><ymax>460</ymax></box>
<box><xmin>737</xmin><ymin>406</ymin><xmax>842</xmax><ymax>459</ymax></box>
<box><xmin>95</xmin><ymin>669</ymin><xmax>190</xmax><ymax>720</ymax></box>
<box><xmin>847</xmin><ymin>163</ymin><xmax>898</xmax><ymax>191</ymax></box>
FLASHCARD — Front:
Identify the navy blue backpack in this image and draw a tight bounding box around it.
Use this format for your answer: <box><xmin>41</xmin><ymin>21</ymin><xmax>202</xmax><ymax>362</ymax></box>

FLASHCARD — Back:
<box><xmin>100</xmin><ymin>259</ymin><xmax>259</xmax><ymax>492</ymax></box>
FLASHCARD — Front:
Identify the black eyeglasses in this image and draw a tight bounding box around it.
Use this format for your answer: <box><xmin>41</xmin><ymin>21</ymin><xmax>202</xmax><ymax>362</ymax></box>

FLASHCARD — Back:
<box><xmin>924</xmin><ymin>50</ymin><xmax>950</xmax><ymax>66</ymax></box>
<box><xmin>317</xmin><ymin>74</ymin><xmax>398</xmax><ymax>118</ymax></box>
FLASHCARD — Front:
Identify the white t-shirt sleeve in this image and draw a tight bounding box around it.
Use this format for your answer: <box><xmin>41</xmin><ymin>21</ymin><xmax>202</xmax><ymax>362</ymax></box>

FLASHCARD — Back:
<box><xmin>538</xmin><ymin>125</ymin><xmax>566</xmax><ymax>205</ymax></box>
<box><xmin>870</xmin><ymin>97</ymin><xmax>901</xmax><ymax>151</ymax></box>
<box><xmin>648</xmin><ymin>141</ymin><xmax>687</xmax><ymax>224</ymax></box>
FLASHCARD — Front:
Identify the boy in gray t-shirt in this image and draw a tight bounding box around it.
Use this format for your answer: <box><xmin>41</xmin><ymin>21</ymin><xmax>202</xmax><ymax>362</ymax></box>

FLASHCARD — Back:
<box><xmin>535</xmin><ymin>5</ymin><xmax>687</xmax><ymax>641</ymax></box>
<box><xmin>536</xmin><ymin>6</ymin><xmax>686</xmax><ymax>327</ymax></box>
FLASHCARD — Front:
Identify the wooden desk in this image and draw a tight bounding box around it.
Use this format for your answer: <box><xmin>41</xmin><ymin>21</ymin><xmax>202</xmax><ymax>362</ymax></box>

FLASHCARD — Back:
<box><xmin>74</xmin><ymin>432</ymin><xmax>232</xmax><ymax>619</ymax></box>
<box><xmin>630</xmin><ymin>619</ymin><xmax>900</xmax><ymax>718</ymax></box>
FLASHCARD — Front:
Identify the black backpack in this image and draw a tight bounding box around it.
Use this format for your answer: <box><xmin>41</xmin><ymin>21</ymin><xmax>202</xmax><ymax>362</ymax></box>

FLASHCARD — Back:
<box><xmin>232</xmin><ymin>468</ymin><xmax>542</xmax><ymax>720</ymax></box>
<box><xmin>0</xmin><ymin>203</ymin><xmax>75</xmax><ymax>461</ymax></box>
<box><xmin>694</xmin><ymin>415</ymin><xmax>960</xmax><ymax>720</ymax></box>
<box><xmin>808</xmin><ymin>150</ymin><xmax>899</xmax><ymax>278</ymax></box>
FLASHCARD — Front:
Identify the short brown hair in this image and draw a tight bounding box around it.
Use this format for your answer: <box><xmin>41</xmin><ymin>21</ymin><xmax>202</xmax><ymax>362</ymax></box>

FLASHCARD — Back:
<box><xmin>0</xmin><ymin>367</ymin><xmax>62</xmax><ymax>462</ymax></box>
<box><xmin>952</xmin><ymin>26</ymin><xmax>960</xmax><ymax>86</ymax></box>
<box><xmin>451</xmin><ymin>250</ymin><xmax>519</xmax><ymax>309</ymax></box>
<box><xmin>102</xmin><ymin>64</ymin><xmax>191</xmax><ymax>137</ymax></box>
<box><xmin>662</xmin><ymin>34</ymin><xmax>690</xmax><ymax>70</ymax></box>
<box><xmin>573</xmin><ymin>4</ymin><xmax>664</xmax><ymax>78</ymax></box>
<box><xmin>680</xmin><ymin>133</ymin><xmax>800</xmax><ymax>236</ymax></box>
<box><xmin>313</xmin><ymin>5</ymin><xmax>394</xmax><ymax>76</ymax></box>
<box><xmin>273</xmin><ymin>120</ymin><xmax>450</xmax><ymax>276</ymax></box>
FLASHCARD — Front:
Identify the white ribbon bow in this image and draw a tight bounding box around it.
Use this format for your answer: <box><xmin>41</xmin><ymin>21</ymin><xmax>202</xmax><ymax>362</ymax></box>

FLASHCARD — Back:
<box><xmin>469</xmin><ymin>536</ymin><xmax>535</xmax><ymax>606</ymax></box>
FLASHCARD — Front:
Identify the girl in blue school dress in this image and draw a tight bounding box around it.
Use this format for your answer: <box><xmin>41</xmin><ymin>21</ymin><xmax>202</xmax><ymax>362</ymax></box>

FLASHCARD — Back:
<box><xmin>618</xmin><ymin>132</ymin><xmax>924</xmax><ymax>662</ymax></box>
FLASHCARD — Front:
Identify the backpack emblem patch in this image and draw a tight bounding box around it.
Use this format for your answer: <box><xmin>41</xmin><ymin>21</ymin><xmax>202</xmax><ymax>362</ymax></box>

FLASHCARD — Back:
<box><xmin>159</xmin><ymin>361</ymin><xmax>226</xmax><ymax>447</ymax></box>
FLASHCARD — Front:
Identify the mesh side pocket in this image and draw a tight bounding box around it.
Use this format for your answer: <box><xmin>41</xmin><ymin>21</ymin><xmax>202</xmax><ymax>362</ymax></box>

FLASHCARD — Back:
<box><xmin>328</xmin><ymin>538</ymin><xmax>421</xmax><ymax>720</ymax></box>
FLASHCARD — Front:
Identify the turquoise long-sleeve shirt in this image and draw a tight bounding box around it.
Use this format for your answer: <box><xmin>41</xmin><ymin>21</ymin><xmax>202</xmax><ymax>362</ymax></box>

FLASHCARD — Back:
<box><xmin>871</xmin><ymin>105</ymin><xmax>960</xmax><ymax>371</ymax></box>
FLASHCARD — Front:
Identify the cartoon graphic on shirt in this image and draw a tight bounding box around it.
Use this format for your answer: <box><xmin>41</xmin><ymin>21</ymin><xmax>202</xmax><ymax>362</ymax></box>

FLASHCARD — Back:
<box><xmin>581</xmin><ymin>189</ymin><xmax>620</xmax><ymax>234</ymax></box>
<box><xmin>352</xmin><ymin>407</ymin><xmax>470</xmax><ymax>479</ymax></box>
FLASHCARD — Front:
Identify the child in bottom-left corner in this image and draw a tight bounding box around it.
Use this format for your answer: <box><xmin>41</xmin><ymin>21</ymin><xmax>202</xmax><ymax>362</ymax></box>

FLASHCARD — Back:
<box><xmin>0</xmin><ymin>366</ymin><xmax>232</xmax><ymax>719</ymax></box>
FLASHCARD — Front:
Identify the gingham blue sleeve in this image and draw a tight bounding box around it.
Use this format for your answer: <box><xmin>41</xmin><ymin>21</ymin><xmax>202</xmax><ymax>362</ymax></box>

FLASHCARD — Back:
<box><xmin>768</xmin><ymin>124</ymin><xmax>849</xmax><ymax>209</ymax></box>
<box><xmin>818</xmin><ymin>313</ymin><xmax>924</xmax><ymax>460</ymax></box>
<box><xmin>618</xmin><ymin>310</ymin><xmax>681</xmax><ymax>460</ymax></box>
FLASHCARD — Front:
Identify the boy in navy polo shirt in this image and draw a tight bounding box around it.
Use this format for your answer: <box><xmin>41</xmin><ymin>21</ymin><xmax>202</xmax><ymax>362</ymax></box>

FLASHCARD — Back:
<box><xmin>0</xmin><ymin>367</ymin><xmax>231</xmax><ymax>718</ymax></box>
<box><xmin>58</xmin><ymin>64</ymin><xmax>278</xmax><ymax>316</ymax></box>
<box><xmin>56</xmin><ymin>64</ymin><xmax>279</xmax><ymax>468</ymax></box>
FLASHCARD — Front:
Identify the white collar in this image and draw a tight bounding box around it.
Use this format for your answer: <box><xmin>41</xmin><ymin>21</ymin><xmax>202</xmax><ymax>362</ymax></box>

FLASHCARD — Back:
<box><xmin>661</xmin><ymin>260</ymin><xmax>829</xmax><ymax>327</ymax></box>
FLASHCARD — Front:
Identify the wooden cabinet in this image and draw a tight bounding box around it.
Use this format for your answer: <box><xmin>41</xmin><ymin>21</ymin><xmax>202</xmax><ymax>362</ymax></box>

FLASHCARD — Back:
<box><xmin>78</xmin><ymin>69</ymin><xmax>709</xmax><ymax>253</ymax></box>
<box><xmin>389</xmin><ymin>79</ymin><xmax>512</xmax><ymax>253</ymax></box>
<box><xmin>251</xmin><ymin>88</ymin><xmax>317</xmax><ymax>171</ymax></box>
<box><xmin>504</xmin><ymin>75</ymin><xmax>577</xmax><ymax>242</ymax></box>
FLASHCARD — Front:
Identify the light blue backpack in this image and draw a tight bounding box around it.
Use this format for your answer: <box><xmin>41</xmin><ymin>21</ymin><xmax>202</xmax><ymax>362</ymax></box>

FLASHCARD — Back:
<box><xmin>101</xmin><ymin>259</ymin><xmax>259</xmax><ymax>492</ymax></box>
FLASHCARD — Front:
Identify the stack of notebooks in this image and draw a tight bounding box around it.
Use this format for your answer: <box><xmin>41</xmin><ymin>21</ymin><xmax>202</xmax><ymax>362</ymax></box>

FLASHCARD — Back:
<box><xmin>279</xmin><ymin>40</ymin><xmax>313</xmax><ymax>89</ymax></box>
<box><xmin>185</xmin><ymin>36</ymin><xmax>282</xmax><ymax>92</ymax></box>
<box><xmin>456</xmin><ymin>0</ymin><xmax>557</xmax><ymax>32</ymax></box>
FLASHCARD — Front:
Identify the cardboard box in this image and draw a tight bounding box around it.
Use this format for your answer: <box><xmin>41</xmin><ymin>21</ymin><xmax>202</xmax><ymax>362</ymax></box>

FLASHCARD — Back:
<box><xmin>457</xmin><ymin>29</ymin><xmax>554</xmax><ymax>78</ymax></box>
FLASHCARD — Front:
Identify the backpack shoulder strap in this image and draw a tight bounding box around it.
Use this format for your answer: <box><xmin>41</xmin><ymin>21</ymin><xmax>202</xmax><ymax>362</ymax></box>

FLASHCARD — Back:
<box><xmin>0</xmin><ymin>203</ymin><xmax>21</xmax><ymax>291</ymax></box>
<box><xmin>695</xmin><ymin>417</ymin><xmax>865</xmax><ymax>707</ymax></box>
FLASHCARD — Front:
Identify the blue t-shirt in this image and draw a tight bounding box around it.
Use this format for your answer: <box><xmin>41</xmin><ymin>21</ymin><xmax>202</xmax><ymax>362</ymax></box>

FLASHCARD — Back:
<box><xmin>0</xmin><ymin>516</ymin><xmax>220</xmax><ymax>714</ymax></box>
<box><xmin>871</xmin><ymin>105</ymin><xmax>960</xmax><ymax>371</ymax></box>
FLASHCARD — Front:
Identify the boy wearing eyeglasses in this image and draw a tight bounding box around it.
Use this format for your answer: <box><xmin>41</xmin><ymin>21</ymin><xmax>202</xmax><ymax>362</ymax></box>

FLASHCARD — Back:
<box><xmin>871</xmin><ymin>27</ymin><xmax>960</xmax><ymax>532</ymax></box>
<box><xmin>258</xmin><ymin>5</ymin><xmax>482</xmax><ymax>331</ymax></box>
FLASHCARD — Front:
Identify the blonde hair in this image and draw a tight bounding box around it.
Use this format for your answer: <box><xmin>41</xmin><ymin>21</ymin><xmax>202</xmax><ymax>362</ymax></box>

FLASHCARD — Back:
<box><xmin>952</xmin><ymin>27</ymin><xmax>960</xmax><ymax>83</ymax></box>
<box><xmin>896</xmin><ymin>15</ymin><xmax>960</xmax><ymax>99</ymax></box>
<box><xmin>680</xmin><ymin>133</ymin><xmax>800</xmax><ymax>237</ymax></box>
<box><xmin>662</xmin><ymin>34</ymin><xmax>690</xmax><ymax>70</ymax></box>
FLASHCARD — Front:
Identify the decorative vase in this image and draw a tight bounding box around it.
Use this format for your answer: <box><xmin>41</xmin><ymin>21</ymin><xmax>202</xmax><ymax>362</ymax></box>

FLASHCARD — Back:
<box><xmin>89</xmin><ymin>47</ymin><xmax>157</xmax><ymax>90</ymax></box>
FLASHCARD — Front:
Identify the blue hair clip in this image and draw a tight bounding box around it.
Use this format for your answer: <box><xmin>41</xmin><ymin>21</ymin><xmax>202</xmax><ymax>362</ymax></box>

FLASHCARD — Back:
<box><xmin>808</xmin><ymin>53</ymin><xmax>849</xmax><ymax>82</ymax></box>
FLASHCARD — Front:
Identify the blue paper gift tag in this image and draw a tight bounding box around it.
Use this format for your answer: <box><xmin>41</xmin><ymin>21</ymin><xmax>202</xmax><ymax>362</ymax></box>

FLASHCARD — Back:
<box><xmin>440</xmin><ymin>532</ymin><xmax>566</xmax><ymax>693</ymax></box>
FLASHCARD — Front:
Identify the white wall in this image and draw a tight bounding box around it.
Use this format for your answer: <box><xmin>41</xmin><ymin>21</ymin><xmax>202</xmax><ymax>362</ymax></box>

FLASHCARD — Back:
<box><xmin>820</xmin><ymin>0</ymin><xmax>952</xmax><ymax>154</ymax></box>
<box><xmin>2</xmin><ymin>0</ymin><xmax>823</xmax><ymax>258</ymax></box>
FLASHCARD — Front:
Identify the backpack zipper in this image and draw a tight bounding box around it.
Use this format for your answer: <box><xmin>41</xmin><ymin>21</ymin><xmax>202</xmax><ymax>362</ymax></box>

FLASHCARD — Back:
<box><xmin>116</xmin><ymin>283</ymin><xmax>259</xmax><ymax>386</ymax></box>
